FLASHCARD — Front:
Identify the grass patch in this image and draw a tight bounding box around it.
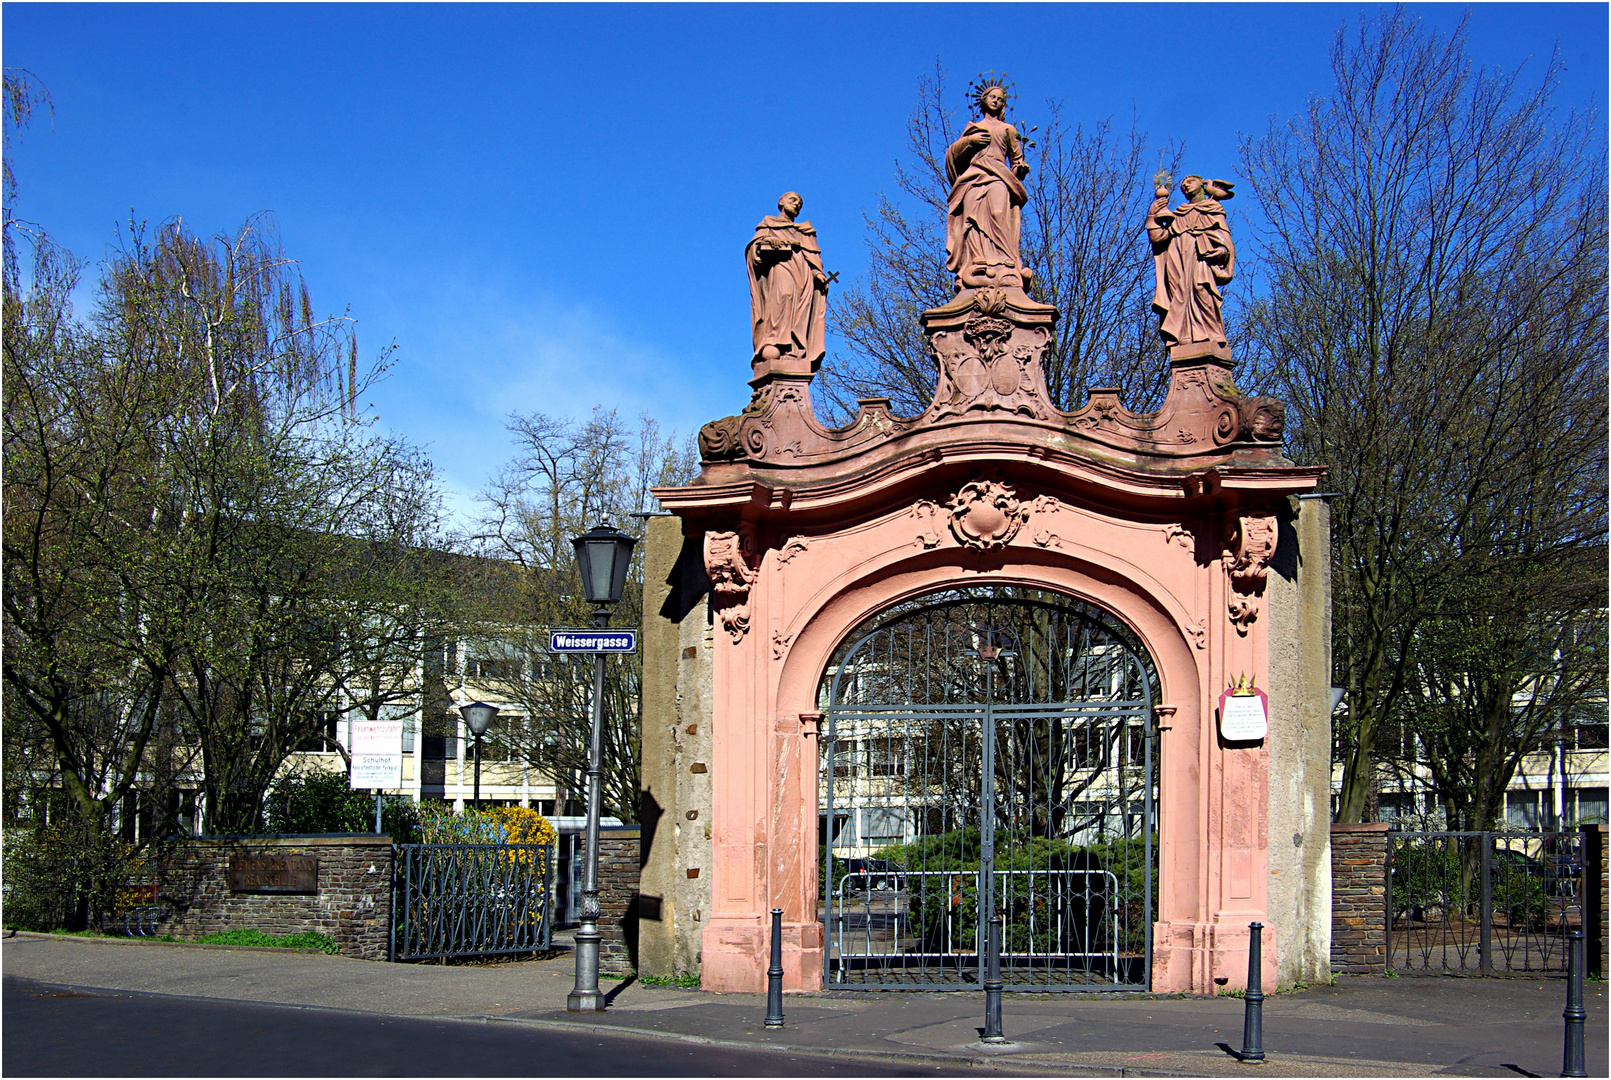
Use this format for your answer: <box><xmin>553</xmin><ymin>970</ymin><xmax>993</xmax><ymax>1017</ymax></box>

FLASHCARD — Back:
<box><xmin>48</xmin><ymin>928</ymin><xmax>106</xmax><ymax>938</ymax></box>
<box><xmin>641</xmin><ymin>972</ymin><xmax>701</xmax><ymax>988</ymax></box>
<box><xmin>193</xmin><ymin>928</ymin><xmax>340</xmax><ymax>954</ymax></box>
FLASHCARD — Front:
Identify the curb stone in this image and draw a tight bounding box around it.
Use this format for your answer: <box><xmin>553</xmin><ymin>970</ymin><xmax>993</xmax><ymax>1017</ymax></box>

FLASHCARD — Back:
<box><xmin>6</xmin><ymin>929</ymin><xmax>335</xmax><ymax>956</ymax></box>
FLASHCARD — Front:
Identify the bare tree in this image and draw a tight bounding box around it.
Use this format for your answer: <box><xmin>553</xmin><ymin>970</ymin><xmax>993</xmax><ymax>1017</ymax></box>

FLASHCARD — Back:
<box><xmin>472</xmin><ymin>410</ymin><xmax>695</xmax><ymax>822</ymax></box>
<box><xmin>820</xmin><ymin>61</ymin><xmax>1179</xmax><ymax>421</ymax></box>
<box><xmin>1237</xmin><ymin>9</ymin><xmax>1608</xmax><ymax>822</ymax></box>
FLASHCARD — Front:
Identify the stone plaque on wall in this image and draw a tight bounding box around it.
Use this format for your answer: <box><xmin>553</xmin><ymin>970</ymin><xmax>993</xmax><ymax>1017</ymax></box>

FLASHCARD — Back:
<box><xmin>228</xmin><ymin>853</ymin><xmax>318</xmax><ymax>894</ymax></box>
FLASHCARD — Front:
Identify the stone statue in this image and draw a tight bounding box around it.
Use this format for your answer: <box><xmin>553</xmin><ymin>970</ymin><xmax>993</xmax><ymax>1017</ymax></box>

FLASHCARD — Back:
<box><xmin>945</xmin><ymin>77</ymin><xmax>1031</xmax><ymax>292</ymax></box>
<box><xmin>1147</xmin><ymin>174</ymin><xmax>1236</xmax><ymax>357</ymax></box>
<box><xmin>747</xmin><ymin>192</ymin><xmax>830</xmax><ymax>372</ymax></box>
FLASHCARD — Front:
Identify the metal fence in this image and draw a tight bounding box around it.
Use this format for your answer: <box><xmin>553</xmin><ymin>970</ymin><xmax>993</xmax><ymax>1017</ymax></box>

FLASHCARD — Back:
<box><xmin>820</xmin><ymin>591</ymin><xmax>1158</xmax><ymax>991</ymax></box>
<box><xmin>1387</xmin><ymin>830</ymin><xmax>1585</xmax><ymax>976</ymax></box>
<box><xmin>829</xmin><ymin>866</ymin><xmax>1131</xmax><ymax>988</ymax></box>
<box><xmin>392</xmin><ymin>842</ymin><xmax>555</xmax><ymax>961</ymax></box>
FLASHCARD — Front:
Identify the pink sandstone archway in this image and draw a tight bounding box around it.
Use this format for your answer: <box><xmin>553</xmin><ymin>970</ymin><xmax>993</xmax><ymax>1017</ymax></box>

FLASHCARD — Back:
<box><xmin>653</xmin><ymin>383</ymin><xmax>1320</xmax><ymax>993</ymax></box>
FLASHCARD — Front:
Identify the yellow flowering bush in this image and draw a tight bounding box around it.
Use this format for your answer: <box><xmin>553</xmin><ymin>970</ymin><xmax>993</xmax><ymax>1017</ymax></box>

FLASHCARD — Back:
<box><xmin>483</xmin><ymin>805</ymin><xmax>558</xmax><ymax>847</ymax></box>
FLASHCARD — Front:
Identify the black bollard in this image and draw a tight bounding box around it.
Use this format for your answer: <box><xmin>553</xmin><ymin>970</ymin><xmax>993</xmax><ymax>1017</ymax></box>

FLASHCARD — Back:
<box><xmin>1240</xmin><ymin>921</ymin><xmax>1266</xmax><ymax>1062</ymax></box>
<box><xmin>1562</xmin><ymin>930</ymin><xmax>1585</xmax><ymax>1078</ymax></box>
<box><xmin>765</xmin><ymin>907</ymin><xmax>785</xmax><ymax>1029</ymax></box>
<box><xmin>981</xmin><ymin>915</ymin><xmax>1006</xmax><ymax>1044</ymax></box>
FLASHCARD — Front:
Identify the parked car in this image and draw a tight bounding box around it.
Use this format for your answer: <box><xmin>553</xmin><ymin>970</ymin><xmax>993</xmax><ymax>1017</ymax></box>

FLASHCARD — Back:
<box><xmin>1489</xmin><ymin>846</ymin><xmax>1544</xmax><ymax>878</ymax></box>
<box><xmin>835</xmin><ymin>857</ymin><xmax>908</xmax><ymax>894</ymax></box>
<box><xmin>1542</xmin><ymin>836</ymin><xmax>1582</xmax><ymax>896</ymax></box>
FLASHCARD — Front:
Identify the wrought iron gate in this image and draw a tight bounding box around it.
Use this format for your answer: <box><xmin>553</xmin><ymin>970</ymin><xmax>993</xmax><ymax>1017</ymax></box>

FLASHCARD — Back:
<box><xmin>1387</xmin><ymin>830</ymin><xmax>1587</xmax><ymax>976</ymax></box>
<box><xmin>820</xmin><ymin>588</ymin><xmax>1158</xmax><ymax>990</ymax></box>
<box><xmin>392</xmin><ymin>843</ymin><xmax>555</xmax><ymax>961</ymax></box>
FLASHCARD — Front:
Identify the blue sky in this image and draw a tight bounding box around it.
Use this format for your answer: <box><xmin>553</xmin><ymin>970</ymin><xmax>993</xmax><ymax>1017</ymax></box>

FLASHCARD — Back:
<box><xmin>6</xmin><ymin>3</ymin><xmax>1606</xmax><ymax>524</ymax></box>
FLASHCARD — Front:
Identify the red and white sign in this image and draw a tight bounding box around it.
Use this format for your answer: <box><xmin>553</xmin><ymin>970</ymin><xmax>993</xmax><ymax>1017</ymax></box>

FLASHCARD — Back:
<box><xmin>349</xmin><ymin>718</ymin><xmax>403</xmax><ymax>789</ymax></box>
<box><xmin>1217</xmin><ymin>687</ymin><xmax>1268</xmax><ymax>742</ymax></box>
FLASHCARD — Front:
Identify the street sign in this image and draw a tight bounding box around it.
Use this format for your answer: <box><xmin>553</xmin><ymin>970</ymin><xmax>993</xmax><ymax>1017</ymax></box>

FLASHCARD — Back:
<box><xmin>350</xmin><ymin>718</ymin><xmax>404</xmax><ymax>789</ymax></box>
<box><xmin>548</xmin><ymin>629</ymin><xmax>637</xmax><ymax>654</ymax></box>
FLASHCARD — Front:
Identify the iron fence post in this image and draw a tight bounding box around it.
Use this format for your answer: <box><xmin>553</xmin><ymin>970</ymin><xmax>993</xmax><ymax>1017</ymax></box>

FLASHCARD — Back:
<box><xmin>1240</xmin><ymin>921</ymin><xmax>1265</xmax><ymax>1061</ymax></box>
<box><xmin>981</xmin><ymin>914</ymin><xmax>1005</xmax><ymax>1044</ymax></box>
<box><xmin>1584</xmin><ymin>826</ymin><xmax>1604</xmax><ymax>980</ymax></box>
<box><xmin>1385</xmin><ymin>835</ymin><xmax>1394</xmax><ymax>973</ymax></box>
<box><xmin>765</xmin><ymin>908</ymin><xmax>785</xmax><ymax>1028</ymax></box>
<box><xmin>1562</xmin><ymin>930</ymin><xmax>1586</xmax><ymax>1077</ymax></box>
<box><xmin>1480</xmin><ymin>835</ymin><xmax>1493</xmax><ymax>977</ymax></box>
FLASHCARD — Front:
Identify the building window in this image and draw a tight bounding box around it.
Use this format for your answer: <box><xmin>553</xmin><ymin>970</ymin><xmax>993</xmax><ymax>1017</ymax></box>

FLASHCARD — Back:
<box><xmin>1506</xmin><ymin>790</ymin><xmax>1543</xmax><ymax>830</ymax></box>
<box><xmin>296</xmin><ymin>712</ymin><xmax>340</xmax><ymax>753</ymax></box>
<box><xmin>860</xmin><ymin>806</ymin><xmax>908</xmax><ymax>847</ymax></box>
<box><xmin>1575</xmin><ymin>787</ymin><xmax>1608</xmax><ymax>826</ymax></box>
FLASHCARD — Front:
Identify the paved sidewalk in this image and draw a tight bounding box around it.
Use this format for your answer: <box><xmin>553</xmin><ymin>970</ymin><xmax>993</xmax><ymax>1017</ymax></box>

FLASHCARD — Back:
<box><xmin>3</xmin><ymin>931</ymin><xmax>1605</xmax><ymax>1077</ymax></box>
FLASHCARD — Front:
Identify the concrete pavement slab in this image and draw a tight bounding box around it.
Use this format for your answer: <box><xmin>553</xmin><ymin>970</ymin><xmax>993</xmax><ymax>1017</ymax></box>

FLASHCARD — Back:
<box><xmin>4</xmin><ymin>931</ymin><xmax>1604</xmax><ymax>1077</ymax></box>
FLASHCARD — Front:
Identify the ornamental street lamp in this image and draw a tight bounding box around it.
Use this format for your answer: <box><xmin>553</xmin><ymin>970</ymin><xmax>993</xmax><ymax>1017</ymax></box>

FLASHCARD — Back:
<box><xmin>459</xmin><ymin>701</ymin><xmax>499</xmax><ymax>811</ymax></box>
<box><xmin>567</xmin><ymin>520</ymin><xmax>637</xmax><ymax>1013</ymax></box>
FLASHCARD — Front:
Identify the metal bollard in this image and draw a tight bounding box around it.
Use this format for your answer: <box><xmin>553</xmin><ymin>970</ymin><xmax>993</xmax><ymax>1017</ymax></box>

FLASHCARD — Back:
<box><xmin>765</xmin><ymin>907</ymin><xmax>785</xmax><ymax>1028</ymax></box>
<box><xmin>1562</xmin><ymin>930</ymin><xmax>1586</xmax><ymax>1078</ymax></box>
<box><xmin>981</xmin><ymin>915</ymin><xmax>1006</xmax><ymax>1044</ymax></box>
<box><xmin>1240</xmin><ymin>921</ymin><xmax>1266</xmax><ymax>1062</ymax></box>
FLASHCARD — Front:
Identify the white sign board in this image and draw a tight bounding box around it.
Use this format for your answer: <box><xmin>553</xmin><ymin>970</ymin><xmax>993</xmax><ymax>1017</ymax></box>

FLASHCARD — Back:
<box><xmin>1218</xmin><ymin>689</ymin><xmax>1269</xmax><ymax>742</ymax></box>
<box><xmin>349</xmin><ymin>718</ymin><xmax>403</xmax><ymax>789</ymax></box>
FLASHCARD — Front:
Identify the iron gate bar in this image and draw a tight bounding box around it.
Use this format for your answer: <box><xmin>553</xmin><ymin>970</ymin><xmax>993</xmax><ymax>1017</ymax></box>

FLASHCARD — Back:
<box><xmin>392</xmin><ymin>842</ymin><xmax>555</xmax><ymax>962</ymax></box>
<box><xmin>1385</xmin><ymin>830</ymin><xmax>1585</xmax><ymax>977</ymax></box>
<box><xmin>820</xmin><ymin>590</ymin><xmax>1158</xmax><ymax>991</ymax></box>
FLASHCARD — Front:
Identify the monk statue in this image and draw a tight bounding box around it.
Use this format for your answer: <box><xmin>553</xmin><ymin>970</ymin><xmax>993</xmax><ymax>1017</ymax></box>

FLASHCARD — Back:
<box><xmin>1146</xmin><ymin>173</ymin><xmax>1236</xmax><ymax>356</ymax></box>
<box><xmin>945</xmin><ymin>76</ymin><xmax>1032</xmax><ymax>292</ymax></box>
<box><xmin>747</xmin><ymin>191</ymin><xmax>830</xmax><ymax>372</ymax></box>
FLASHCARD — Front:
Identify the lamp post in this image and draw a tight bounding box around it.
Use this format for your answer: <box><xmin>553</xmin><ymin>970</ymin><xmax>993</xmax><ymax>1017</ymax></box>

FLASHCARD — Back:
<box><xmin>567</xmin><ymin>520</ymin><xmax>637</xmax><ymax>1013</ymax></box>
<box><xmin>459</xmin><ymin>701</ymin><xmax>498</xmax><ymax>811</ymax></box>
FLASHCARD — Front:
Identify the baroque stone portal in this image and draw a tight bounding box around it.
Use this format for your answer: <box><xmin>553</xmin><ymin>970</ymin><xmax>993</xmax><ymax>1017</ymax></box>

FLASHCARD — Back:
<box><xmin>647</xmin><ymin>82</ymin><xmax>1332</xmax><ymax>1002</ymax></box>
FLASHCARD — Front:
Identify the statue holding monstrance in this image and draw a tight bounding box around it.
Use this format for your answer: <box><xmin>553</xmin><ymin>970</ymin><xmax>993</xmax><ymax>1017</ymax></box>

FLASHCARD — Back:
<box><xmin>1146</xmin><ymin>171</ymin><xmax>1236</xmax><ymax>359</ymax></box>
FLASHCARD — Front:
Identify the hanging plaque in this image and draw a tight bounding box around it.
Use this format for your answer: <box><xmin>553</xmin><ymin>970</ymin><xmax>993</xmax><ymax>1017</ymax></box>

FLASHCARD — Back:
<box><xmin>1218</xmin><ymin>687</ymin><xmax>1268</xmax><ymax>742</ymax></box>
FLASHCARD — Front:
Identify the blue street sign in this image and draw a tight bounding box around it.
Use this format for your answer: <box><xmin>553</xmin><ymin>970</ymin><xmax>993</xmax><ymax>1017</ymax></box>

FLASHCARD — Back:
<box><xmin>548</xmin><ymin>629</ymin><xmax>637</xmax><ymax>654</ymax></box>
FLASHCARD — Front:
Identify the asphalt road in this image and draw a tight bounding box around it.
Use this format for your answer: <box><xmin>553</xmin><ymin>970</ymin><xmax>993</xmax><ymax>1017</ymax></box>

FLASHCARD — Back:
<box><xmin>2</xmin><ymin>976</ymin><xmax>974</xmax><ymax>1078</ymax></box>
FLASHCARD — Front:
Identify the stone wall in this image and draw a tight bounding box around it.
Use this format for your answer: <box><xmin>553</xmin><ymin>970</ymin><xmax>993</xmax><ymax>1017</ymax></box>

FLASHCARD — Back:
<box><xmin>142</xmin><ymin>835</ymin><xmax>393</xmax><ymax>960</ymax></box>
<box><xmin>1330</xmin><ymin>823</ymin><xmax>1388</xmax><ymax>974</ymax></box>
<box><xmin>598</xmin><ymin>826</ymin><xmax>641</xmax><ymax>976</ymax></box>
<box><xmin>1264</xmin><ymin>497</ymin><xmax>1334</xmax><ymax>989</ymax></box>
<box><xmin>637</xmin><ymin>515</ymin><xmax>715</xmax><ymax>979</ymax></box>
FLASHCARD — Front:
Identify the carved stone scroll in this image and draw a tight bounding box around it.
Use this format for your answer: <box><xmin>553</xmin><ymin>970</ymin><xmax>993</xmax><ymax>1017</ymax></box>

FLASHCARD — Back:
<box><xmin>1225</xmin><ymin>513</ymin><xmax>1277</xmax><ymax>592</ymax></box>
<box><xmin>1228</xmin><ymin>597</ymin><xmax>1259</xmax><ymax>636</ymax></box>
<box><xmin>705</xmin><ymin>529</ymin><xmax>759</xmax><ymax>641</ymax></box>
<box><xmin>911</xmin><ymin>500</ymin><xmax>945</xmax><ymax>549</ymax></box>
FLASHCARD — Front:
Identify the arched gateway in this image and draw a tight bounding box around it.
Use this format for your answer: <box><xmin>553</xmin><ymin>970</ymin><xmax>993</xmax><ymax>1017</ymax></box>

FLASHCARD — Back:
<box><xmin>639</xmin><ymin>168</ymin><xmax>1333</xmax><ymax>996</ymax></box>
<box><xmin>820</xmin><ymin>587</ymin><xmax>1159</xmax><ymax>990</ymax></box>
